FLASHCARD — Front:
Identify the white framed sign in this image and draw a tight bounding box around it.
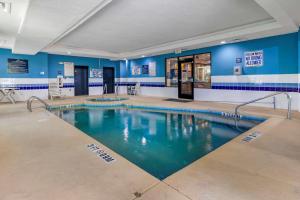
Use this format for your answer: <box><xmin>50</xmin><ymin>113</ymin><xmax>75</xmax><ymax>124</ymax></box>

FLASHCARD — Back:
<box><xmin>64</xmin><ymin>62</ymin><xmax>74</xmax><ymax>76</ymax></box>
<box><xmin>131</xmin><ymin>65</ymin><xmax>141</xmax><ymax>75</ymax></box>
<box><xmin>90</xmin><ymin>69</ymin><xmax>102</xmax><ymax>78</ymax></box>
<box><xmin>244</xmin><ymin>50</ymin><xmax>263</xmax><ymax>67</ymax></box>
<box><xmin>149</xmin><ymin>61</ymin><xmax>156</xmax><ymax>76</ymax></box>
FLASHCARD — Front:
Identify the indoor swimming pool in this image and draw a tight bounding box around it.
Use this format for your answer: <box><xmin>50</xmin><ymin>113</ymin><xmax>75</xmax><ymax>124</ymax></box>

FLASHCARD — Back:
<box><xmin>51</xmin><ymin>105</ymin><xmax>263</xmax><ymax>179</ymax></box>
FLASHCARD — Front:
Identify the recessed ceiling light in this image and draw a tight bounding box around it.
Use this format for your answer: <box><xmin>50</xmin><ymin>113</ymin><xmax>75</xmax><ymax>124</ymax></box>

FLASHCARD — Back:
<box><xmin>175</xmin><ymin>49</ymin><xmax>182</xmax><ymax>54</ymax></box>
<box><xmin>67</xmin><ymin>51</ymin><xmax>72</xmax><ymax>55</ymax></box>
<box><xmin>220</xmin><ymin>40</ymin><xmax>227</xmax><ymax>44</ymax></box>
<box><xmin>141</xmin><ymin>55</ymin><xmax>145</xmax><ymax>58</ymax></box>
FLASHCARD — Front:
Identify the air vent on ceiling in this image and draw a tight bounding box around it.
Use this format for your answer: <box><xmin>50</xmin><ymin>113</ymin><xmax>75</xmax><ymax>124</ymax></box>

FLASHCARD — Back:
<box><xmin>0</xmin><ymin>1</ymin><xmax>11</xmax><ymax>13</ymax></box>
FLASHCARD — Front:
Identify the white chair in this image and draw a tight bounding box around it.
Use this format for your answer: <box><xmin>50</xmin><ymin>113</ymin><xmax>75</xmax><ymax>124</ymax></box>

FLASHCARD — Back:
<box><xmin>132</xmin><ymin>82</ymin><xmax>141</xmax><ymax>96</ymax></box>
<box><xmin>48</xmin><ymin>82</ymin><xmax>65</xmax><ymax>100</ymax></box>
<box><xmin>0</xmin><ymin>88</ymin><xmax>16</xmax><ymax>104</ymax></box>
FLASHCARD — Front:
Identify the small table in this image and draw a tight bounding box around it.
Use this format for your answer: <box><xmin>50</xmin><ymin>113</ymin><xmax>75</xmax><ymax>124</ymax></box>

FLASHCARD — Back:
<box><xmin>0</xmin><ymin>88</ymin><xmax>17</xmax><ymax>104</ymax></box>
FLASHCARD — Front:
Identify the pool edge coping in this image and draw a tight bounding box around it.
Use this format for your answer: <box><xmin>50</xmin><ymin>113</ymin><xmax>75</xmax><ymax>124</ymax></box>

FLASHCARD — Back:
<box><xmin>48</xmin><ymin>102</ymin><xmax>267</xmax><ymax>122</ymax></box>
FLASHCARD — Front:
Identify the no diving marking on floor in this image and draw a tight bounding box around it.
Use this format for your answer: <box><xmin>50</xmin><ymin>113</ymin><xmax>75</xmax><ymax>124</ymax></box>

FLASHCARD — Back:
<box><xmin>242</xmin><ymin>131</ymin><xmax>261</xmax><ymax>143</ymax></box>
<box><xmin>87</xmin><ymin>144</ymin><xmax>116</xmax><ymax>163</ymax></box>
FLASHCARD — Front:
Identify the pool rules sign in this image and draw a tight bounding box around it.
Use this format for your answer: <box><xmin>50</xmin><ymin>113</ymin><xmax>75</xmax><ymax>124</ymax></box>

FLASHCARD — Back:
<box><xmin>244</xmin><ymin>50</ymin><xmax>263</xmax><ymax>67</ymax></box>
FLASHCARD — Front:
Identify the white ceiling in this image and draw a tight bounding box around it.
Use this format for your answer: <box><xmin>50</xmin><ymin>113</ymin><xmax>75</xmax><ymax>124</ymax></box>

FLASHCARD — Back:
<box><xmin>57</xmin><ymin>0</ymin><xmax>272</xmax><ymax>53</ymax></box>
<box><xmin>276</xmin><ymin>0</ymin><xmax>300</xmax><ymax>26</ymax></box>
<box><xmin>12</xmin><ymin>0</ymin><xmax>112</xmax><ymax>55</ymax></box>
<box><xmin>0</xmin><ymin>0</ymin><xmax>29</xmax><ymax>48</ymax></box>
<box><xmin>0</xmin><ymin>0</ymin><xmax>299</xmax><ymax>59</ymax></box>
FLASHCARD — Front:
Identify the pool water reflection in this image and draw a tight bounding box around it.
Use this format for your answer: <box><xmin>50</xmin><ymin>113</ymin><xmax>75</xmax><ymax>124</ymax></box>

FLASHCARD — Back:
<box><xmin>53</xmin><ymin>107</ymin><xmax>256</xmax><ymax>179</ymax></box>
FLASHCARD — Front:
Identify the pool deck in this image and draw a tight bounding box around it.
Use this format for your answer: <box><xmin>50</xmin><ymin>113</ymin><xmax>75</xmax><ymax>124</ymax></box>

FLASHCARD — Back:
<box><xmin>0</xmin><ymin>95</ymin><xmax>300</xmax><ymax>200</ymax></box>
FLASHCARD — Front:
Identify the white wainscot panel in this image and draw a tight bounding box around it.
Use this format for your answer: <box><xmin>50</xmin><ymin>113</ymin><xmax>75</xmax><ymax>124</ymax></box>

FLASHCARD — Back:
<box><xmin>61</xmin><ymin>88</ymin><xmax>74</xmax><ymax>97</ymax></box>
<box><xmin>194</xmin><ymin>89</ymin><xmax>300</xmax><ymax>111</ymax></box>
<box><xmin>140</xmin><ymin>87</ymin><xmax>177</xmax><ymax>98</ymax></box>
<box><xmin>89</xmin><ymin>78</ymin><xmax>103</xmax><ymax>83</ymax></box>
<box><xmin>89</xmin><ymin>87</ymin><xmax>102</xmax><ymax>96</ymax></box>
<box><xmin>117</xmin><ymin>86</ymin><xmax>127</xmax><ymax>95</ymax></box>
<box><xmin>211</xmin><ymin>74</ymin><xmax>299</xmax><ymax>83</ymax></box>
<box><xmin>12</xmin><ymin>90</ymin><xmax>48</xmax><ymax>101</ymax></box>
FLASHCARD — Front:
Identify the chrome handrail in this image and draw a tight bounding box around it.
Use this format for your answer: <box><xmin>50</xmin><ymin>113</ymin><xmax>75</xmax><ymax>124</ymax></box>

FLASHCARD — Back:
<box><xmin>115</xmin><ymin>83</ymin><xmax>119</xmax><ymax>97</ymax></box>
<box><xmin>234</xmin><ymin>92</ymin><xmax>292</xmax><ymax>120</ymax></box>
<box><xmin>27</xmin><ymin>96</ymin><xmax>50</xmax><ymax>112</ymax></box>
<box><xmin>102</xmin><ymin>83</ymin><xmax>108</xmax><ymax>98</ymax></box>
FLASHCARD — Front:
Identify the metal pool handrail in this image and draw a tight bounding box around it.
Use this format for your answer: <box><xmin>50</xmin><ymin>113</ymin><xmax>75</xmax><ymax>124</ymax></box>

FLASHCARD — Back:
<box><xmin>234</xmin><ymin>92</ymin><xmax>292</xmax><ymax>120</ymax></box>
<box><xmin>102</xmin><ymin>83</ymin><xmax>108</xmax><ymax>98</ymax></box>
<box><xmin>115</xmin><ymin>82</ymin><xmax>119</xmax><ymax>97</ymax></box>
<box><xmin>27</xmin><ymin>96</ymin><xmax>50</xmax><ymax>112</ymax></box>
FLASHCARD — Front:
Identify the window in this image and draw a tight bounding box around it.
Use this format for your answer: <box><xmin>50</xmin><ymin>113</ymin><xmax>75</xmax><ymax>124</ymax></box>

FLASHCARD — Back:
<box><xmin>165</xmin><ymin>57</ymin><xmax>178</xmax><ymax>87</ymax></box>
<box><xmin>194</xmin><ymin>53</ymin><xmax>211</xmax><ymax>88</ymax></box>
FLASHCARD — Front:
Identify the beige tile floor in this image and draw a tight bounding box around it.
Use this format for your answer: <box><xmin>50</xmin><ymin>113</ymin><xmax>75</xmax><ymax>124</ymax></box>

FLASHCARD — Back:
<box><xmin>0</xmin><ymin>95</ymin><xmax>300</xmax><ymax>200</ymax></box>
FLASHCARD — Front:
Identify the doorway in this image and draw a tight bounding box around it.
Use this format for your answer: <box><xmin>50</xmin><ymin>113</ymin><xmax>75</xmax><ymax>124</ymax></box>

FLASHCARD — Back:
<box><xmin>74</xmin><ymin>66</ymin><xmax>89</xmax><ymax>96</ymax></box>
<box><xmin>178</xmin><ymin>58</ymin><xmax>194</xmax><ymax>99</ymax></box>
<box><xmin>103</xmin><ymin>67</ymin><xmax>115</xmax><ymax>94</ymax></box>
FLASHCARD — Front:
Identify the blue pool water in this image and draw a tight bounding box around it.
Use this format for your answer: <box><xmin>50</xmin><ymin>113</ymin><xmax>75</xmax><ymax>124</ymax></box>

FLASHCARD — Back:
<box><xmin>52</xmin><ymin>106</ymin><xmax>261</xmax><ymax>179</ymax></box>
<box><xmin>88</xmin><ymin>97</ymin><xmax>129</xmax><ymax>102</ymax></box>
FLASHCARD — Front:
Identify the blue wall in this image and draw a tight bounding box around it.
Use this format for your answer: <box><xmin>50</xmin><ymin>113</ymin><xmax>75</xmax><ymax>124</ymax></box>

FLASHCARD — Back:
<box><xmin>127</xmin><ymin>55</ymin><xmax>166</xmax><ymax>77</ymax></box>
<box><xmin>0</xmin><ymin>48</ymin><xmax>48</xmax><ymax>78</ymax></box>
<box><xmin>48</xmin><ymin>54</ymin><xmax>99</xmax><ymax>78</ymax></box>
<box><xmin>298</xmin><ymin>29</ymin><xmax>300</xmax><ymax>71</ymax></box>
<box><xmin>124</xmin><ymin>32</ymin><xmax>299</xmax><ymax>78</ymax></box>
<box><xmin>0</xmin><ymin>31</ymin><xmax>299</xmax><ymax>80</ymax></box>
<box><xmin>100</xmin><ymin>58</ymin><xmax>120</xmax><ymax>78</ymax></box>
<box><xmin>120</xmin><ymin>60</ymin><xmax>127</xmax><ymax>78</ymax></box>
<box><xmin>0</xmin><ymin>49</ymin><xmax>120</xmax><ymax>79</ymax></box>
<box><xmin>48</xmin><ymin>54</ymin><xmax>120</xmax><ymax>78</ymax></box>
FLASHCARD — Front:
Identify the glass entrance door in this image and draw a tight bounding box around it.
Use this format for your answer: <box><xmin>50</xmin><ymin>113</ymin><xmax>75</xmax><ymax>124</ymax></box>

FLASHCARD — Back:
<box><xmin>178</xmin><ymin>58</ymin><xmax>194</xmax><ymax>99</ymax></box>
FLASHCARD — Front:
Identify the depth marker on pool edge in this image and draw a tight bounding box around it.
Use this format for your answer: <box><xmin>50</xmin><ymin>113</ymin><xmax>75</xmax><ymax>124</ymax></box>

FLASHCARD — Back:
<box><xmin>87</xmin><ymin>144</ymin><xmax>116</xmax><ymax>163</ymax></box>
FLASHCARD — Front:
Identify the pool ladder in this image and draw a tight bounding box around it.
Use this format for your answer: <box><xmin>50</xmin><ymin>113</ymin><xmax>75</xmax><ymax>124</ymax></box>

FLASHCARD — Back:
<box><xmin>102</xmin><ymin>83</ymin><xmax>120</xmax><ymax>98</ymax></box>
<box><xmin>27</xmin><ymin>96</ymin><xmax>50</xmax><ymax>112</ymax></box>
<box><xmin>234</xmin><ymin>92</ymin><xmax>292</xmax><ymax>120</ymax></box>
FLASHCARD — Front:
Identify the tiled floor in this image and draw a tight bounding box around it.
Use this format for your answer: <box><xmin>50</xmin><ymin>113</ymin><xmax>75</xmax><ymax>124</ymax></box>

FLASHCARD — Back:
<box><xmin>0</xmin><ymin>95</ymin><xmax>300</xmax><ymax>200</ymax></box>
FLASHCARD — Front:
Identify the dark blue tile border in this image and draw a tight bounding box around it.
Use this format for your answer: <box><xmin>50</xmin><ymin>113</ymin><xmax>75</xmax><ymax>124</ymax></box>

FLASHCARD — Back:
<box><xmin>0</xmin><ymin>84</ymin><xmax>49</xmax><ymax>90</ymax></box>
<box><xmin>0</xmin><ymin>82</ymin><xmax>299</xmax><ymax>92</ymax></box>
<box><xmin>212</xmin><ymin>82</ymin><xmax>299</xmax><ymax>93</ymax></box>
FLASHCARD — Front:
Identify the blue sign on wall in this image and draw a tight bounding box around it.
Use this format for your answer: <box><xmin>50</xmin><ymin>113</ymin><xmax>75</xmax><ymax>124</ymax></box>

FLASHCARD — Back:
<box><xmin>142</xmin><ymin>65</ymin><xmax>149</xmax><ymax>75</ymax></box>
<box><xmin>7</xmin><ymin>59</ymin><xmax>29</xmax><ymax>73</ymax></box>
<box><xmin>236</xmin><ymin>58</ymin><xmax>242</xmax><ymax>64</ymax></box>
